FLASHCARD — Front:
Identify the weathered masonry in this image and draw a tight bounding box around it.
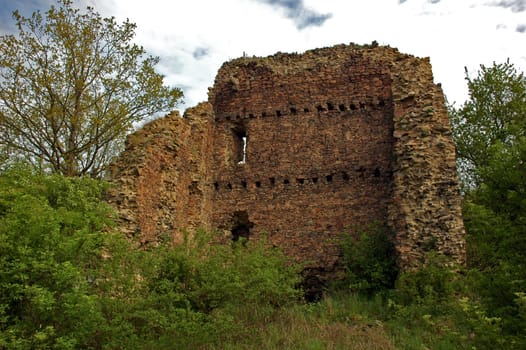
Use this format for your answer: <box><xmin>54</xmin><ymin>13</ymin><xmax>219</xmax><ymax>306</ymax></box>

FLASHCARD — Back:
<box><xmin>108</xmin><ymin>43</ymin><xmax>466</xmax><ymax>281</ymax></box>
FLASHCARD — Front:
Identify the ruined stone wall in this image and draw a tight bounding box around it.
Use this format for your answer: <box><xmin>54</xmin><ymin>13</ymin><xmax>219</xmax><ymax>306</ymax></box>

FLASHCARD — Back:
<box><xmin>207</xmin><ymin>47</ymin><xmax>395</xmax><ymax>276</ymax></box>
<box><xmin>107</xmin><ymin>104</ymin><xmax>214</xmax><ymax>245</ymax></box>
<box><xmin>389</xmin><ymin>56</ymin><xmax>466</xmax><ymax>268</ymax></box>
<box><xmin>108</xmin><ymin>43</ymin><xmax>465</xmax><ymax>275</ymax></box>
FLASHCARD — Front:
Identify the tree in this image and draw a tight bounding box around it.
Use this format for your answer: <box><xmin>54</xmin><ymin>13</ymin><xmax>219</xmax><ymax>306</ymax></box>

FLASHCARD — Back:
<box><xmin>449</xmin><ymin>61</ymin><xmax>526</xmax><ymax>187</ymax></box>
<box><xmin>0</xmin><ymin>0</ymin><xmax>182</xmax><ymax>177</ymax></box>
<box><xmin>449</xmin><ymin>62</ymin><xmax>526</xmax><ymax>347</ymax></box>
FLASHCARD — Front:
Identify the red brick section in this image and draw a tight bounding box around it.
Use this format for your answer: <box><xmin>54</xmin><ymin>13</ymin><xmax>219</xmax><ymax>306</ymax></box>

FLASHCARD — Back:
<box><xmin>107</xmin><ymin>43</ymin><xmax>465</xmax><ymax>278</ymax></box>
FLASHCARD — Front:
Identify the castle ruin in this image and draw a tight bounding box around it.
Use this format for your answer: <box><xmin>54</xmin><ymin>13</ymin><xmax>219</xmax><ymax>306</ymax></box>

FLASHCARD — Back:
<box><xmin>108</xmin><ymin>43</ymin><xmax>466</xmax><ymax>284</ymax></box>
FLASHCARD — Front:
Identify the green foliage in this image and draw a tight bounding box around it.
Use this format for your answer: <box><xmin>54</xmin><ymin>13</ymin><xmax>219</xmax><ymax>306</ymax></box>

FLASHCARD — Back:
<box><xmin>449</xmin><ymin>60</ymin><xmax>526</xmax><ymax>188</ymax></box>
<box><xmin>448</xmin><ymin>61</ymin><xmax>526</xmax><ymax>348</ymax></box>
<box><xmin>0</xmin><ymin>0</ymin><xmax>183</xmax><ymax>176</ymax></box>
<box><xmin>0</xmin><ymin>165</ymin><xmax>112</xmax><ymax>349</ymax></box>
<box><xmin>387</xmin><ymin>257</ymin><xmax>506</xmax><ymax>349</ymax></box>
<box><xmin>339</xmin><ymin>223</ymin><xmax>397</xmax><ymax>295</ymax></box>
<box><xmin>0</xmin><ymin>165</ymin><xmax>302</xmax><ymax>349</ymax></box>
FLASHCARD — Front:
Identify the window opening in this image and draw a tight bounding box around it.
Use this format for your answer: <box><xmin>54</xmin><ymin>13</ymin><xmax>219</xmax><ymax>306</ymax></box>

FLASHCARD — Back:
<box><xmin>296</xmin><ymin>178</ymin><xmax>305</xmax><ymax>185</ymax></box>
<box><xmin>269</xmin><ymin>177</ymin><xmax>276</xmax><ymax>185</ymax></box>
<box><xmin>255</xmin><ymin>181</ymin><xmax>261</xmax><ymax>188</ymax></box>
<box><xmin>312</xmin><ymin>177</ymin><xmax>319</xmax><ymax>184</ymax></box>
<box><xmin>231</xmin><ymin>211</ymin><xmax>254</xmax><ymax>243</ymax></box>
<box><xmin>241</xmin><ymin>180</ymin><xmax>247</xmax><ymax>188</ymax></box>
<box><xmin>284</xmin><ymin>179</ymin><xmax>290</xmax><ymax>185</ymax></box>
<box><xmin>326</xmin><ymin>174</ymin><xmax>333</xmax><ymax>183</ymax></box>
<box><xmin>188</xmin><ymin>181</ymin><xmax>200</xmax><ymax>195</ymax></box>
<box><xmin>290</xmin><ymin>107</ymin><xmax>297</xmax><ymax>115</ymax></box>
<box><xmin>234</xmin><ymin>126</ymin><xmax>247</xmax><ymax>164</ymax></box>
<box><xmin>327</xmin><ymin>102</ymin><xmax>335</xmax><ymax>111</ymax></box>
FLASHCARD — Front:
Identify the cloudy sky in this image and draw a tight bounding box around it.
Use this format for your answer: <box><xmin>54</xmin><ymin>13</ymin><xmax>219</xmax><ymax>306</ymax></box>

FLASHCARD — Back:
<box><xmin>1</xmin><ymin>0</ymin><xmax>525</xmax><ymax>111</ymax></box>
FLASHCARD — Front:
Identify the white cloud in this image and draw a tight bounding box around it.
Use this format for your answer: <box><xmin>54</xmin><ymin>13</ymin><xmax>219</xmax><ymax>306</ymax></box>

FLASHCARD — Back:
<box><xmin>89</xmin><ymin>0</ymin><xmax>526</xmax><ymax>110</ymax></box>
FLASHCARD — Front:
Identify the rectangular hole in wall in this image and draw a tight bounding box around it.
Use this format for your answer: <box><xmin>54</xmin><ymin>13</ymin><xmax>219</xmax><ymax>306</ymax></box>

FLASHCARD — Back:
<box><xmin>269</xmin><ymin>177</ymin><xmax>276</xmax><ymax>185</ymax></box>
<box><xmin>296</xmin><ymin>178</ymin><xmax>305</xmax><ymax>185</ymax></box>
<box><xmin>255</xmin><ymin>181</ymin><xmax>261</xmax><ymax>188</ymax></box>
<box><xmin>234</xmin><ymin>126</ymin><xmax>247</xmax><ymax>165</ymax></box>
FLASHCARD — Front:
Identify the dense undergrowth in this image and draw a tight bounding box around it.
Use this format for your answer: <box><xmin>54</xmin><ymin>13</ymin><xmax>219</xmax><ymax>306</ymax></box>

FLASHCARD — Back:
<box><xmin>1</xmin><ymin>166</ymin><xmax>525</xmax><ymax>349</ymax></box>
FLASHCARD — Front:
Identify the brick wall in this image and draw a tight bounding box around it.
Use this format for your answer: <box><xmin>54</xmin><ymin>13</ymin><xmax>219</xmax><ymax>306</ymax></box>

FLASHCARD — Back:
<box><xmin>108</xmin><ymin>43</ymin><xmax>465</xmax><ymax>277</ymax></box>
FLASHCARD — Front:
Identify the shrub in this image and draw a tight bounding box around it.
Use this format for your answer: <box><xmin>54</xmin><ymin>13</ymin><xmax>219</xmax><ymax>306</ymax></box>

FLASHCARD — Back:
<box><xmin>339</xmin><ymin>223</ymin><xmax>398</xmax><ymax>295</ymax></box>
<box><xmin>0</xmin><ymin>165</ymin><xmax>111</xmax><ymax>349</ymax></box>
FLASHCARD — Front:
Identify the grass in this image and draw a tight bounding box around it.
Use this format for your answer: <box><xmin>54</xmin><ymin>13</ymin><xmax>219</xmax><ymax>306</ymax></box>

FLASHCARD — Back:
<box><xmin>205</xmin><ymin>293</ymin><xmax>399</xmax><ymax>350</ymax></box>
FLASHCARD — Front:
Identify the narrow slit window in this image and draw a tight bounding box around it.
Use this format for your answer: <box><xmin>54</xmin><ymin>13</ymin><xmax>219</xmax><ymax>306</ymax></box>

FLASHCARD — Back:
<box><xmin>240</xmin><ymin>136</ymin><xmax>247</xmax><ymax>164</ymax></box>
<box><xmin>234</xmin><ymin>127</ymin><xmax>247</xmax><ymax>164</ymax></box>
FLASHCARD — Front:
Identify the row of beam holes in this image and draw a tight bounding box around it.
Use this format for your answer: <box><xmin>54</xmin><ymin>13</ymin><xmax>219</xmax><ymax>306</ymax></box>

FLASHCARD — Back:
<box><xmin>212</xmin><ymin>168</ymin><xmax>383</xmax><ymax>191</ymax></box>
<box><xmin>222</xmin><ymin>99</ymin><xmax>387</xmax><ymax>121</ymax></box>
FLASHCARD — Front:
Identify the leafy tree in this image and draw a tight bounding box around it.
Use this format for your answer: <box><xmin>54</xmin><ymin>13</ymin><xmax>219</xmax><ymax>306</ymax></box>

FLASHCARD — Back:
<box><xmin>449</xmin><ymin>61</ymin><xmax>526</xmax><ymax>348</ymax></box>
<box><xmin>449</xmin><ymin>61</ymin><xmax>526</xmax><ymax>187</ymax></box>
<box><xmin>0</xmin><ymin>0</ymin><xmax>182</xmax><ymax>177</ymax></box>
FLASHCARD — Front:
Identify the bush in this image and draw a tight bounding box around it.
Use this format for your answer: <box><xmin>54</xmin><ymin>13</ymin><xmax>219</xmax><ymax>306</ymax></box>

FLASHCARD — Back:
<box><xmin>0</xmin><ymin>165</ymin><xmax>112</xmax><ymax>349</ymax></box>
<box><xmin>0</xmin><ymin>165</ymin><xmax>303</xmax><ymax>348</ymax></box>
<box><xmin>388</xmin><ymin>256</ymin><xmax>507</xmax><ymax>350</ymax></box>
<box><xmin>339</xmin><ymin>223</ymin><xmax>397</xmax><ymax>295</ymax></box>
